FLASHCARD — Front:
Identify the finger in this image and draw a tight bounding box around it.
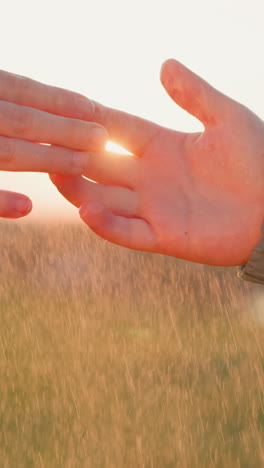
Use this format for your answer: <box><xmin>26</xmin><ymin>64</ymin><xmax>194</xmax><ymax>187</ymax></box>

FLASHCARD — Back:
<box><xmin>0</xmin><ymin>101</ymin><xmax>107</xmax><ymax>151</ymax></box>
<box><xmin>160</xmin><ymin>58</ymin><xmax>229</xmax><ymax>126</ymax></box>
<box><xmin>79</xmin><ymin>201</ymin><xmax>156</xmax><ymax>251</ymax></box>
<box><xmin>0</xmin><ymin>69</ymin><xmax>95</xmax><ymax>120</ymax></box>
<box><xmin>0</xmin><ymin>136</ymin><xmax>95</xmax><ymax>175</ymax></box>
<box><xmin>0</xmin><ymin>70</ymin><xmax>160</xmax><ymax>156</ymax></box>
<box><xmin>89</xmin><ymin>103</ymin><xmax>162</xmax><ymax>156</ymax></box>
<box><xmin>0</xmin><ymin>190</ymin><xmax>32</xmax><ymax>218</ymax></box>
<box><xmin>82</xmin><ymin>151</ymin><xmax>139</xmax><ymax>187</ymax></box>
<box><xmin>49</xmin><ymin>174</ymin><xmax>138</xmax><ymax>217</ymax></box>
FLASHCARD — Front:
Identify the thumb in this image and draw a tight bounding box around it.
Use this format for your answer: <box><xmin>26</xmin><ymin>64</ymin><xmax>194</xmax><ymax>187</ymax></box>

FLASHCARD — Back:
<box><xmin>160</xmin><ymin>59</ymin><xmax>227</xmax><ymax>126</ymax></box>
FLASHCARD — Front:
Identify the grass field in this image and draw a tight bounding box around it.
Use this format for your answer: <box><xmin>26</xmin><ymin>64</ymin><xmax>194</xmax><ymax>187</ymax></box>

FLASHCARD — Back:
<box><xmin>0</xmin><ymin>221</ymin><xmax>264</xmax><ymax>467</ymax></box>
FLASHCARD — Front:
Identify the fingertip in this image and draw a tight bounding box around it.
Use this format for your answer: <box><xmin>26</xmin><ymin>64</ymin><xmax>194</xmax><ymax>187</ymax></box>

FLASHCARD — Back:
<box><xmin>14</xmin><ymin>196</ymin><xmax>32</xmax><ymax>218</ymax></box>
<box><xmin>75</xmin><ymin>96</ymin><xmax>96</xmax><ymax>120</ymax></box>
<box><xmin>79</xmin><ymin>201</ymin><xmax>115</xmax><ymax>240</ymax></box>
<box><xmin>4</xmin><ymin>195</ymin><xmax>32</xmax><ymax>219</ymax></box>
<box><xmin>79</xmin><ymin>200</ymin><xmax>104</xmax><ymax>222</ymax></box>
<box><xmin>49</xmin><ymin>173</ymin><xmax>59</xmax><ymax>183</ymax></box>
<box><xmin>92</xmin><ymin>125</ymin><xmax>109</xmax><ymax>150</ymax></box>
<box><xmin>161</xmin><ymin>58</ymin><xmax>177</xmax><ymax>71</ymax></box>
<box><xmin>160</xmin><ymin>58</ymin><xmax>179</xmax><ymax>84</ymax></box>
<box><xmin>49</xmin><ymin>173</ymin><xmax>73</xmax><ymax>185</ymax></box>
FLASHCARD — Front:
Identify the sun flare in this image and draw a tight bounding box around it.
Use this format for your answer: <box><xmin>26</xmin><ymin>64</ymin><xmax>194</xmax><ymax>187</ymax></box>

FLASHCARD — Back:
<box><xmin>106</xmin><ymin>141</ymin><xmax>132</xmax><ymax>155</ymax></box>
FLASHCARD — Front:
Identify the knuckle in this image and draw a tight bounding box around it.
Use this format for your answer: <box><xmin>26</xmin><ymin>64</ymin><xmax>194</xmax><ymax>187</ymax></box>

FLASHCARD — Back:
<box><xmin>51</xmin><ymin>88</ymin><xmax>83</xmax><ymax>118</ymax></box>
<box><xmin>0</xmin><ymin>138</ymin><xmax>16</xmax><ymax>163</ymax></box>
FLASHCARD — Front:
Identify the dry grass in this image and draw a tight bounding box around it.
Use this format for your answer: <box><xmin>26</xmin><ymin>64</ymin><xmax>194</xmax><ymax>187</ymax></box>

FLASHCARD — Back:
<box><xmin>0</xmin><ymin>221</ymin><xmax>264</xmax><ymax>467</ymax></box>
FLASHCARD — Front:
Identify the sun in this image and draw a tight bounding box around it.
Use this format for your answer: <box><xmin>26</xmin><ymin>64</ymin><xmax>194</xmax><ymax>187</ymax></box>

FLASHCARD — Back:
<box><xmin>105</xmin><ymin>141</ymin><xmax>132</xmax><ymax>155</ymax></box>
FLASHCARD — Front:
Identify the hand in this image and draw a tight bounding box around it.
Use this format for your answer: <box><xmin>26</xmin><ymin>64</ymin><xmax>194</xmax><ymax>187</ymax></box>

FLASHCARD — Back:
<box><xmin>50</xmin><ymin>59</ymin><xmax>264</xmax><ymax>266</ymax></box>
<box><xmin>0</xmin><ymin>70</ymin><xmax>107</xmax><ymax>218</ymax></box>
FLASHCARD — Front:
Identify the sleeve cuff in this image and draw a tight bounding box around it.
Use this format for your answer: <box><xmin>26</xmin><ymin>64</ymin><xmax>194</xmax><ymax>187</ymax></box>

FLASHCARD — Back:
<box><xmin>237</xmin><ymin>222</ymin><xmax>264</xmax><ymax>285</ymax></box>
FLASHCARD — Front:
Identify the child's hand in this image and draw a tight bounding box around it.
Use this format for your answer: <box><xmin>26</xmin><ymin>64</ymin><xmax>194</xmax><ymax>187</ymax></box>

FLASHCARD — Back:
<box><xmin>0</xmin><ymin>70</ymin><xmax>107</xmax><ymax>218</ymax></box>
<box><xmin>50</xmin><ymin>59</ymin><xmax>264</xmax><ymax>266</ymax></box>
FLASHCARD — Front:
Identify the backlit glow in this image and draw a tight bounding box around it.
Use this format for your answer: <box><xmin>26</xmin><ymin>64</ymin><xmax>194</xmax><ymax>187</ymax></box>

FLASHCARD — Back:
<box><xmin>106</xmin><ymin>141</ymin><xmax>132</xmax><ymax>155</ymax></box>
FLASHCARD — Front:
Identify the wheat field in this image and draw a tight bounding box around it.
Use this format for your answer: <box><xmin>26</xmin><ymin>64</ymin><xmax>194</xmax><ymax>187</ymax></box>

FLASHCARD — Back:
<box><xmin>0</xmin><ymin>220</ymin><xmax>264</xmax><ymax>467</ymax></box>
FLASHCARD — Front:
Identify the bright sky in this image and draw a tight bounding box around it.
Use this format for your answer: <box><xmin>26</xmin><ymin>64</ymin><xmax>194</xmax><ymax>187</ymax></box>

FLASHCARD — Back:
<box><xmin>1</xmin><ymin>0</ymin><xmax>264</xmax><ymax>220</ymax></box>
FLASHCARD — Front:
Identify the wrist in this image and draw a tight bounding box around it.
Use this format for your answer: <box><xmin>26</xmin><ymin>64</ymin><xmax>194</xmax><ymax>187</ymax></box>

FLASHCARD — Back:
<box><xmin>237</xmin><ymin>221</ymin><xmax>264</xmax><ymax>285</ymax></box>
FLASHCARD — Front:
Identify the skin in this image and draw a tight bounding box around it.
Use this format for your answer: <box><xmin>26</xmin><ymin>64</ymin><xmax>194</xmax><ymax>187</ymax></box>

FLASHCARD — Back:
<box><xmin>0</xmin><ymin>70</ymin><xmax>107</xmax><ymax>218</ymax></box>
<box><xmin>1</xmin><ymin>61</ymin><xmax>262</xmax><ymax>266</ymax></box>
<box><xmin>49</xmin><ymin>59</ymin><xmax>264</xmax><ymax>266</ymax></box>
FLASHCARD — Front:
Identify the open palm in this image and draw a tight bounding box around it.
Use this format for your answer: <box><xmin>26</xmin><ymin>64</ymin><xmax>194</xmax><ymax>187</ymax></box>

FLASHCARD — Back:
<box><xmin>51</xmin><ymin>60</ymin><xmax>264</xmax><ymax>266</ymax></box>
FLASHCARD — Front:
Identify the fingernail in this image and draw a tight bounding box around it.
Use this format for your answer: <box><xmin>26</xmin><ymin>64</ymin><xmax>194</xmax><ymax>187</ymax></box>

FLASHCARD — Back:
<box><xmin>73</xmin><ymin>152</ymin><xmax>89</xmax><ymax>171</ymax></box>
<box><xmin>15</xmin><ymin>198</ymin><xmax>32</xmax><ymax>215</ymax></box>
